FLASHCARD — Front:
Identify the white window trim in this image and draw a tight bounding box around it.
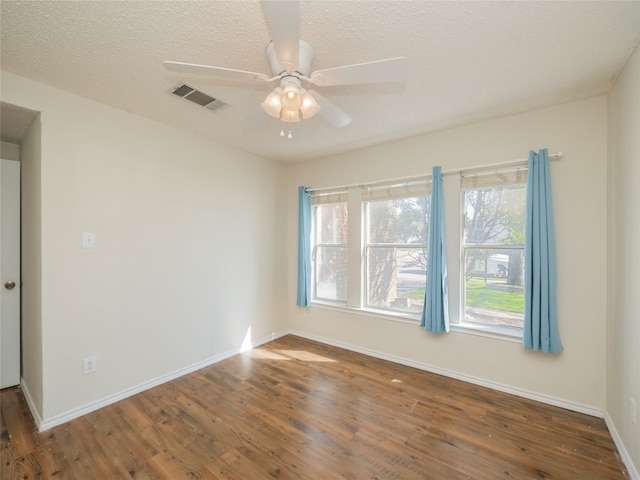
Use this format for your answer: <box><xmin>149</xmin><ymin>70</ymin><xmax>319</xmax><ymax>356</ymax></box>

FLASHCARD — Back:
<box><xmin>450</xmin><ymin>322</ymin><xmax>522</xmax><ymax>343</ymax></box>
<box><xmin>346</xmin><ymin>187</ymin><xmax>363</xmax><ymax>308</ymax></box>
<box><xmin>309</xmin><ymin>300</ymin><xmax>522</xmax><ymax>343</ymax></box>
<box><xmin>310</xmin><ymin>300</ymin><xmax>422</xmax><ymax>326</ymax></box>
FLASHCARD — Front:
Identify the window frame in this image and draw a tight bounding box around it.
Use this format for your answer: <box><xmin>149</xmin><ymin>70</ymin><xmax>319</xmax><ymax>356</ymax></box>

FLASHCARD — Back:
<box><xmin>458</xmin><ymin>166</ymin><xmax>528</xmax><ymax>333</ymax></box>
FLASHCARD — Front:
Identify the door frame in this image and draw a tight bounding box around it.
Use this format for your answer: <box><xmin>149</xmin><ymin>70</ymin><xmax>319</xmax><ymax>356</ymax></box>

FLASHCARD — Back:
<box><xmin>1</xmin><ymin>158</ymin><xmax>21</xmax><ymax>389</ymax></box>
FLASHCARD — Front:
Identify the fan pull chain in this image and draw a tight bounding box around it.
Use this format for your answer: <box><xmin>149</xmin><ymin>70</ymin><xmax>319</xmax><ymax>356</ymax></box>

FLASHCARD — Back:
<box><xmin>279</xmin><ymin>124</ymin><xmax>293</xmax><ymax>139</ymax></box>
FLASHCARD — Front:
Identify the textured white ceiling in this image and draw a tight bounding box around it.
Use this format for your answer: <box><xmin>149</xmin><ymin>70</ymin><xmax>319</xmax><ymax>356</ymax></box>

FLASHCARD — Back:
<box><xmin>1</xmin><ymin>1</ymin><xmax>639</xmax><ymax>163</ymax></box>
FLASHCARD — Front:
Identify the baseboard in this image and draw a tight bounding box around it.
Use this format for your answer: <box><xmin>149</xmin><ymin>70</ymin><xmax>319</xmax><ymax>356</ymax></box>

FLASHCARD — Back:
<box><xmin>604</xmin><ymin>411</ymin><xmax>640</xmax><ymax>480</ymax></box>
<box><xmin>20</xmin><ymin>378</ymin><xmax>43</xmax><ymax>430</ymax></box>
<box><xmin>287</xmin><ymin>329</ymin><xmax>605</xmax><ymax>418</ymax></box>
<box><xmin>37</xmin><ymin>329</ymin><xmax>288</xmax><ymax>432</ymax></box>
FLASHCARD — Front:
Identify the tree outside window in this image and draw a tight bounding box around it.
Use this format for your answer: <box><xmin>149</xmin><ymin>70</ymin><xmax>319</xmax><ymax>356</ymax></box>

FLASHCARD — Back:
<box><xmin>365</xmin><ymin>194</ymin><xmax>430</xmax><ymax>314</ymax></box>
<box><xmin>462</xmin><ymin>168</ymin><xmax>527</xmax><ymax>328</ymax></box>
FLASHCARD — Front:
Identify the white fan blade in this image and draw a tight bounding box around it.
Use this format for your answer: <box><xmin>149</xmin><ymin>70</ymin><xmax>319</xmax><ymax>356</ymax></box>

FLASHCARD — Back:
<box><xmin>309</xmin><ymin>57</ymin><xmax>408</xmax><ymax>87</ymax></box>
<box><xmin>164</xmin><ymin>61</ymin><xmax>271</xmax><ymax>82</ymax></box>
<box><xmin>309</xmin><ymin>91</ymin><xmax>352</xmax><ymax>128</ymax></box>
<box><xmin>263</xmin><ymin>0</ymin><xmax>300</xmax><ymax>73</ymax></box>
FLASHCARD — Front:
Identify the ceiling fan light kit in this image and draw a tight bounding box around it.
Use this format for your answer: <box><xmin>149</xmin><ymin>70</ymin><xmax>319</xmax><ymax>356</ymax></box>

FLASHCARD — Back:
<box><xmin>164</xmin><ymin>0</ymin><xmax>407</xmax><ymax>128</ymax></box>
<box><xmin>261</xmin><ymin>76</ymin><xmax>321</xmax><ymax>122</ymax></box>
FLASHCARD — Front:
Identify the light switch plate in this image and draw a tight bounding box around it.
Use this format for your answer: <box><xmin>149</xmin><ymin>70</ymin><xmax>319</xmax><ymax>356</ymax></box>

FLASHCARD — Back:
<box><xmin>82</xmin><ymin>232</ymin><xmax>96</xmax><ymax>248</ymax></box>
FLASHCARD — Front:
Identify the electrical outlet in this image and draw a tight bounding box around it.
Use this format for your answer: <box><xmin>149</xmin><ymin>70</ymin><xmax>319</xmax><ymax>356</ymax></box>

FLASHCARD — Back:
<box><xmin>83</xmin><ymin>356</ymin><xmax>97</xmax><ymax>375</ymax></box>
<box><xmin>631</xmin><ymin>397</ymin><xmax>637</xmax><ymax>425</ymax></box>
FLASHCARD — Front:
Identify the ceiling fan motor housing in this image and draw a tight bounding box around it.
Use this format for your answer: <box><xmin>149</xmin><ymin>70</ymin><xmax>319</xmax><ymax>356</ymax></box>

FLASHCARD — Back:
<box><xmin>266</xmin><ymin>39</ymin><xmax>314</xmax><ymax>77</ymax></box>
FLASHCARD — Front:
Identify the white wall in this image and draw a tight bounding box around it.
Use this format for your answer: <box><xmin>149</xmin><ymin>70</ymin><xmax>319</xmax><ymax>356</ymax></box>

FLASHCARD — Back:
<box><xmin>608</xmin><ymin>44</ymin><xmax>640</xmax><ymax>476</ymax></box>
<box><xmin>1</xmin><ymin>71</ymin><xmax>288</xmax><ymax>423</ymax></box>
<box><xmin>1</xmin><ymin>141</ymin><xmax>20</xmax><ymax>161</ymax></box>
<box><xmin>20</xmin><ymin>115</ymin><xmax>44</xmax><ymax>416</ymax></box>
<box><xmin>288</xmin><ymin>96</ymin><xmax>609</xmax><ymax>412</ymax></box>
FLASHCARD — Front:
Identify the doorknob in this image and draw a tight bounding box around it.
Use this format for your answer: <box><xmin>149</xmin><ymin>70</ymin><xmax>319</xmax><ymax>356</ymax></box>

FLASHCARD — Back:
<box><xmin>4</xmin><ymin>280</ymin><xmax>16</xmax><ymax>290</ymax></box>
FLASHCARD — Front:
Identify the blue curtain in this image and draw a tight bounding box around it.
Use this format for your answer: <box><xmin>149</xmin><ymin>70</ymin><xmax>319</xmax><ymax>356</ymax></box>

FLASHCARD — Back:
<box><xmin>297</xmin><ymin>186</ymin><xmax>312</xmax><ymax>307</ymax></box>
<box><xmin>524</xmin><ymin>149</ymin><xmax>563</xmax><ymax>353</ymax></box>
<box><xmin>421</xmin><ymin>166</ymin><xmax>449</xmax><ymax>333</ymax></box>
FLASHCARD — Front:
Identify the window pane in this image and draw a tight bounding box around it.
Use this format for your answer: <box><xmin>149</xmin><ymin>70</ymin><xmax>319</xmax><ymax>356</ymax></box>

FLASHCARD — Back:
<box><xmin>317</xmin><ymin>203</ymin><xmax>348</xmax><ymax>244</ymax></box>
<box><xmin>365</xmin><ymin>195</ymin><xmax>429</xmax><ymax>315</ymax></box>
<box><xmin>368</xmin><ymin>197</ymin><xmax>430</xmax><ymax>244</ymax></box>
<box><xmin>464</xmin><ymin>247</ymin><xmax>524</xmax><ymax>328</ymax></box>
<box><xmin>366</xmin><ymin>247</ymin><xmax>426</xmax><ymax>314</ymax></box>
<box><xmin>462</xmin><ymin>175</ymin><xmax>526</xmax><ymax>330</ymax></box>
<box><xmin>314</xmin><ymin>246</ymin><xmax>348</xmax><ymax>302</ymax></box>
<box><xmin>463</xmin><ymin>185</ymin><xmax>526</xmax><ymax>245</ymax></box>
<box><xmin>312</xmin><ymin>202</ymin><xmax>348</xmax><ymax>303</ymax></box>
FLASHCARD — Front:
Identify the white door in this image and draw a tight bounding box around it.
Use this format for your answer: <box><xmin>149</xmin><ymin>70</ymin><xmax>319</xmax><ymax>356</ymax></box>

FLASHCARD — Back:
<box><xmin>1</xmin><ymin>159</ymin><xmax>21</xmax><ymax>389</ymax></box>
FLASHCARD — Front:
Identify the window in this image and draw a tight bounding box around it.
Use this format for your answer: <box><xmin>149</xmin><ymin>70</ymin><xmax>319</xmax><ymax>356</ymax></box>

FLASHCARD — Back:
<box><xmin>461</xmin><ymin>167</ymin><xmax>527</xmax><ymax>329</ymax></box>
<box><xmin>306</xmin><ymin>164</ymin><xmax>528</xmax><ymax>334</ymax></box>
<box><xmin>311</xmin><ymin>192</ymin><xmax>348</xmax><ymax>303</ymax></box>
<box><xmin>309</xmin><ymin>181</ymin><xmax>431</xmax><ymax>318</ymax></box>
<box><xmin>363</xmin><ymin>184</ymin><xmax>430</xmax><ymax>314</ymax></box>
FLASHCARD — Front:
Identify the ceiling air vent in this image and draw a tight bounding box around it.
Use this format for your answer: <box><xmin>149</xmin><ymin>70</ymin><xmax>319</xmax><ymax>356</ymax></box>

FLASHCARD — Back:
<box><xmin>170</xmin><ymin>84</ymin><xmax>228</xmax><ymax>113</ymax></box>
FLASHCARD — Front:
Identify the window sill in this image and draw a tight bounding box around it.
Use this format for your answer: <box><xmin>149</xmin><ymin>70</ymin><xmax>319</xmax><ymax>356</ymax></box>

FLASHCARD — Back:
<box><xmin>450</xmin><ymin>322</ymin><xmax>522</xmax><ymax>343</ymax></box>
<box><xmin>310</xmin><ymin>301</ymin><xmax>421</xmax><ymax>325</ymax></box>
<box><xmin>309</xmin><ymin>301</ymin><xmax>522</xmax><ymax>343</ymax></box>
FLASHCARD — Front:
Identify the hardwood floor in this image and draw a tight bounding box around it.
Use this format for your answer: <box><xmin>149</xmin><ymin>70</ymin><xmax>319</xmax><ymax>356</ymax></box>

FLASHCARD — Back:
<box><xmin>1</xmin><ymin>335</ymin><xmax>629</xmax><ymax>479</ymax></box>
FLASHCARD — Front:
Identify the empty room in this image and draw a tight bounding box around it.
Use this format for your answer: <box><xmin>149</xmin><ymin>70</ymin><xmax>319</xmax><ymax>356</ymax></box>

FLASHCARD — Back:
<box><xmin>1</xmin><ymin>1</ymin><xmax>639</xmax><ymax>478</ymax></box>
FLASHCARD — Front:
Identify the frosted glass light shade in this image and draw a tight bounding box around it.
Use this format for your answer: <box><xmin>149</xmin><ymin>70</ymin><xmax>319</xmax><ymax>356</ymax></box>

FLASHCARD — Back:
<box><xmin>281</xmin><ymin>109</ymin><xmax>300</xmax><ymax>122</ymax></box>
<box><xmin>281</xmin><ymin>83</ymin><xmax>302</xmax><ymax>111</ymax></box>
<box><xmin>261</xmin><ymin>87</ymin><xmax>283</xmax><ymax>118</ymax></box>
<box><xmin>300</xmin><ymin>91</ymin><xmax>320</xmax><ymax>119</ymax></box>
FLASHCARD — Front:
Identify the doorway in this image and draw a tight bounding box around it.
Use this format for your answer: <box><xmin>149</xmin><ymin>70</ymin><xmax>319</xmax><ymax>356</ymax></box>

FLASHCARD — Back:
<box><xmin>1</xmin><ymin>158</ymin><xmax>20</xmax><ymax>388</ymax></box>
<box><xmin>1</xmin><ymin>102</ymin><xmax>40</xmax><ymax>392</ymax></box>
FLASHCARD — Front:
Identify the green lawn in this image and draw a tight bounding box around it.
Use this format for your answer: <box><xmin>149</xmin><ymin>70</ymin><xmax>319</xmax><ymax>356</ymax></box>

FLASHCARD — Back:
<box><xmin>465</xmin><ymin>277</ymin><xmax>524</xmax><ymax>313</ymax></box>
<box><xmin>400</xmin><ymin>278</ymin><xmax>524</xmax><ymax>314</ymax></box>
<box><xmin>403</xmin><ymin>289</ymin><xmax>425</xmax><ymax>300</ymax></box>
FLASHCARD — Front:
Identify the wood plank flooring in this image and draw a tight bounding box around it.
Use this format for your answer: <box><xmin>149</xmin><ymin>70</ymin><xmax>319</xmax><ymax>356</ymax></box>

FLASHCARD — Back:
<box><xmin>1</xmin><ymin>335</ymin><xmax>630</xmax><ymax>479</ymax></box>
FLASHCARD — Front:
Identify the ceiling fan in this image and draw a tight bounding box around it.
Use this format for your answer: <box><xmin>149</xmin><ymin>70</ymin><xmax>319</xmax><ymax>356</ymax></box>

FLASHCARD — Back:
<box><xmin>164</xmin><ymin>0</ymin><xmax>407</xmax><ymax>127</ymax></box>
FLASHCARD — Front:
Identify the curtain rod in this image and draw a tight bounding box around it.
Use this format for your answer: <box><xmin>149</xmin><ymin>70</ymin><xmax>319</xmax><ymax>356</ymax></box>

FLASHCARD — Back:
<box><xmin>306</xmin><ymin>152</ymin><xmax>562</xmax><ymax>194</ymax></box>
<box><xmin>442</xmin><ymin>151</ymin><xmax>562</xmax><ymax>176</ymax></box>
